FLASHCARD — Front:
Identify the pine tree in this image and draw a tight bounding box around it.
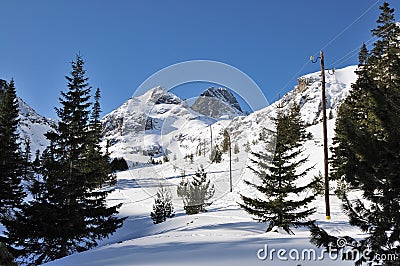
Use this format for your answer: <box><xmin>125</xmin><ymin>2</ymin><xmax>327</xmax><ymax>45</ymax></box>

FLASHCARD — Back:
<box><xmin>21</xmin><ymin>138</ymin><xmax>35</xmax><ymax>187</ymax></box>
<box><xmin>222</xmin><ymin>129</ymin><xmax>230</xmax><ymax>152</ymax></box>
<box><xmin>0</xmin><ymin>242</ymin><xmax>16</xmax><ymax>266</ymax></box>
<box><xmin>86</xmin><ymin>87</ymin><xmax>116</xmax><ymax>187</ymax></box>
<box><xmin>233</xmin><ymin>142</ymin><xmax>240</xmax><ymax>154</ymax></box>
<box><xmin>177</xmin><ymin>167</ymin><xmax>215</xmax><ymax>215</ymax></box>
<box><xmin>110</xmin><ymin>157</ymin><xmax>129</xmax><ymax>172</ymax></box>
<box><xmin>210</xmin><ymin>145</ymin><xmax>222</xmax><ymax>163</ymax></box>
<box><xmin>310</xmin><ymin>3</ymin><xmax>400</xmax><ymax>265</ymax></box>
<box><xmin>0</xmin><ymin>79</ymin><xmax>26</xmax><ymax>220</ymax></box>
<box><xmin>0</xmin><ymin>79</ymin><xmax>6</xmax><ymax>99</ymax></box>
<box><xmin>150</xmin><ymin>184</ymin><xmax>175</xmax><ymax>224</ymax></box>
<box><xmin>5</xmin><ymin>55</ymin><xmax>124</xmax><ymax>264</ymax></box>
<box><xmin>28</xmin><ymin>150</ymin><xmax>42</xmax><ymax>200</ymax></box>
<box><xmin>239</xmin><ymin>104</ymin><xmax>315</xmax><ymax>234</ymax></box>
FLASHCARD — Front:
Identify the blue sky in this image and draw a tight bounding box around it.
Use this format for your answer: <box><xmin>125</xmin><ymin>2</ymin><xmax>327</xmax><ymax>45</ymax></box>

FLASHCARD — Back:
<box><xmin>1</xmin><ymin>0</ymin><xmax>399</xmax><ymax>118</ymax></box>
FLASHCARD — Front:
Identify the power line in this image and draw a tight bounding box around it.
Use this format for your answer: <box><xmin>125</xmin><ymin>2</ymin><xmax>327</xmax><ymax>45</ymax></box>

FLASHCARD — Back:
<box><xmin>320</xmin><ymin>0</ymin><xmax>381</xmax><ymax>52</ymax></box>
<box><xmin>328</xmin><ymin>21</ymin><xmax>398</xmax><ymax>68</ymax></box>
<box><xmin>327</xmin><ymin>36</ymin><xmax>378</xmax><ymax>68</ymax></box>
<box><xmin>271</xmin><ymin>0</ymin><xmax>381</xmax><ymax>102</ymax></box>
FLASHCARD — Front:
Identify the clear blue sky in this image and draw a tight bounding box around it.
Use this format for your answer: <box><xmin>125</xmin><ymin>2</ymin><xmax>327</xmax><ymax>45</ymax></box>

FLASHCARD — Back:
<box><xmin>1</xmin><ymin>0</ymin><xmax>399</xmax><ymax>118</ymax></box>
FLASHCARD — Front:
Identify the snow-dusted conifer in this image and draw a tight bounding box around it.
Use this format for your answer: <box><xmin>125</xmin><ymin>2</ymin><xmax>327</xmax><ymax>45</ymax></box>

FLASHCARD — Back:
<box><xmin>240</xmin><ymin>103</ymin><xmax>315</xmax><ymax>234</ymax></box>
<box><xmin>151</xmin><ymin>184</ymin><xmax>175</xmax><ymax>224</ymax></box>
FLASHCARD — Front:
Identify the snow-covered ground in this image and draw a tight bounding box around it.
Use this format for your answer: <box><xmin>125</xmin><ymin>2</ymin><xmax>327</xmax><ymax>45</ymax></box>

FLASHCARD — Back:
<box><xmin>45</xmin><ymin>118</ymin><xmax>364</xmax><ymax>266</ymax></box>
<box><xmin>3</xmin><ymin>65</ymin><xmax>363</xmax><ymax>265</ymax></box>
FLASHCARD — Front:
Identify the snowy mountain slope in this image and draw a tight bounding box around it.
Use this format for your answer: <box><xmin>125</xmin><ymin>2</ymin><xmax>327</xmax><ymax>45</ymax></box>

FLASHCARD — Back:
<box><xmin>202</xmin><ymin>65</ymin><xmax>358</xmax><ymax>157</ymax></box>
<box><xmin>279</xmin><ymin>65</ymin><xmax>357</xmax><ymax>125</ymax></box>
<box><xmin>99</xmin><ymin>65</ymin><xmax>359</xmax><ymax>186</ymax></box>
<box><xmin>17</xmin><ymin>98</ymin><xmax>56</xmax><ymax>153</ymax></box>
<box><xmin>0</xmin><ymin>79</ymin><xmax>55</xmax><ymax>153</ymax></box>
<box><xmin>45</xmin><ymin>65</ymin><xmax>363</xmax><ymax>265</ymax></box>
<box><xmin>101</xmin><ymin>86</ymin><xmax>217</xmax><ymax>165</ymax></box>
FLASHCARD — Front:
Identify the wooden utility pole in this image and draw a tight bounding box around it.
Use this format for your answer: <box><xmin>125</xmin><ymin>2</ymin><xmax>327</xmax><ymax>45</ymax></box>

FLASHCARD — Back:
<box><xmin>210</xmin><ymin>125</ymin><xmax>213</xmax><ymax>153</ymax></box>
<box><xmin>320</xmin><ymin>51</ymin><xmax>331</xmax><ymax>220</ymax></box>
<box><xmin>228</xmin><ymin>131</ymin><xmax>232</xmax><ymax>192</ymax></box>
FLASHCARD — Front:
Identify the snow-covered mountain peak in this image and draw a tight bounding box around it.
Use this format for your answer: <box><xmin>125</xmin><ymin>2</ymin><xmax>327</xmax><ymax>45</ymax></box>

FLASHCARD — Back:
<box><xmin>102</xmin><ymin>86</ymin><xmax>183</xmax><ymax>138</ymax></box>
<box><xmin>200</xmin><ymin>87</ymin><xmax>242</xmax><ymax>112</ymax></box>
<box><xmin>191</xmin><ymin>87</ymin><xmax>244</xmax><ymax>119</ymax></box>
<box><xmin>139</xmin><ymin>86</ymin><xmax>182</xmax><ymax>105</ymax></box>
<box><xmin>101</xmin><ymin>65</ymin><xmax>359</xmax><ymax>166</ymax></box>
<box><xmin>102</xmin><ymin>86</ymin><xmax>215</xmax><ymax>163</ymax></box>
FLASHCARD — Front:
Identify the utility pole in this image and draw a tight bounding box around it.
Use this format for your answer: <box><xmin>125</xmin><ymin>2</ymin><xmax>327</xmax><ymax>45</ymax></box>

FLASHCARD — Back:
<box><xmin>320</xmin><ymin>51</ymin><xmax>331</xmax><ymax>220</ymax></box>
<box><xmin>311</xmin><ymin>51</ymin><xmax>331</xmax><ymax>220</ymax></box>
<box><xmin>228</xmin><ymin>131</ymin><xmax>232</xmax><ymax>192</ymax></box>
<box><xmin>210</xmin><ymin>125</ymin><xmax>213</xmax><ymax>153</ymax></box>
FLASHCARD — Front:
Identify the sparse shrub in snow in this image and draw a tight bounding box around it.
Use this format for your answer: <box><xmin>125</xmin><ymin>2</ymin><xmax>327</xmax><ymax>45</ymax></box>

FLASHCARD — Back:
<box><xmin>110</xmin><ymin>157</ymin><xmax>129</xmax><ymax>172</ymax></box>
<box><xmin>177</xmin><ymin>167</ymin><xmax>215</xmax><ymax>215</ymax></box>
<box><xmin>244</xmin><ymin>141</ymin><xmax>251</xmax><ymax>152</ymax></box>
<box><xmin>184</xmin><ymin>153</ymin><xmax>194</xmax><ymax>163</ymax></box>
<box><xmin>209</xmin><ymin>145</ymin><xmax>222</xmax><ymax>163</ymax></box>
<box><xmin>151</xmin><ymin>184</ymin><xmax>175</xmax><ymax>224</ymax></box>
<box><xmin>328</xmin><ymin>109</ymin><xmax>334</xmax><ymax>120</ymax></box>
<box><xmin>163</xmin><ymin>154</ymin><xmax>169</xmax><ymax>163</ymax></box>
<box><xmin>233</xmin><ymin>142</ymin><xmax>239</xmax><ymax>154</ymax></box>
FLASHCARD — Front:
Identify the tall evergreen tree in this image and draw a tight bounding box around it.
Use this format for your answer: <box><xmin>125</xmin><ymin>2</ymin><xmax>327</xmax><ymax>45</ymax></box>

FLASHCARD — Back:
<box><xmin>5</xmin><ymin>55</ymin><xmax>124</xmax><ymax>264</ymax></box>
<box><xmin>28</xmin><ymin>150</ymin><xmax>42</xmax><ymax>200</ymax></box>
<box><xmin>0</xmin><ymin>79</ymin><xmax>26</xmax><ymax>220</ymax></box>
<box><xmin>86</xmin><ymin>87</ymin><xmax>116</xmax><ymax>187</ymax></box>
<box><xmin>21</xmin><ymin>138</ymin><xmax>35</xmax><ymax>186</ymax></box>
<box><xmin>239</xmin><ymin>104</ymin><xmax>315</xmax><ymax>234</ymax></box>
<box><xmin>310</xmin><ymin>3</ymin><xmax>400</xmax><ymax>265</ymax></box>
<box><xmin>222</xmin><ymin>129</ymin><xmax>230</xmax><ymax>153</ymax></box>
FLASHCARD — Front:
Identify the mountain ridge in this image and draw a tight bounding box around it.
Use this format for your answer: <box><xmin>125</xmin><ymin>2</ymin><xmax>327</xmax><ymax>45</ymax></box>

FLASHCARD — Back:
<box><xmin>2</xmin><ymin>65</ymin><xmax>358</xmax><ymax>162</ymax></box>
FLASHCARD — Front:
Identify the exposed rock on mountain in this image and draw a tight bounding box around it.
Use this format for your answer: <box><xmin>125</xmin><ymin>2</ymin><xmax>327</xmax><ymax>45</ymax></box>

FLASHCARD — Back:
<box><xmin>191</xmin><ymin>87</ymin><xmax>243</xmax><ymax>119</ymax></box>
